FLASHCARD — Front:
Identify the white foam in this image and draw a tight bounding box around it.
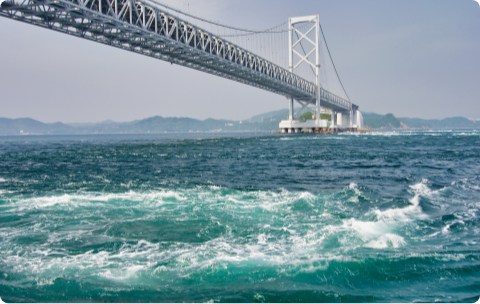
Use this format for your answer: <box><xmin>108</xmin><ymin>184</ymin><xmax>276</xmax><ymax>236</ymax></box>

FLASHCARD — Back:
<box><xmin>35</xmin><ymin>278</ymin><xmax>55</xmax><ymax>286</ymax></box>
<box><xmin>4</xmin><ymin>187</ymin><xmax>322</xmax><ymax>223</ymax></box>
<box><xmin>342</xmin><ymin>218</ymin><xmax>391</xmax><ymax>239</ymax></box>
<box><xmin>208</xmin><ymin>185</ymin><xmax>222</xmax><ymax>190</ymax></box>
<box><xmin>452</xmin><ymin>131</ymin><xmax>480</xmax><ymax>136</ymax></box>
<box><xmin>408</xmin><ymin>252</ymin><xmax>466</xmax><ymax>261</ymax></box>
<box><xmin>1</xmin><ymin>184</ymin><xmax>455</xmax><ymax>282</ymax></box>
<box><xmin>451</xmin><ymin>178</ymin><xmax>480</xmax><ymax>191</ymax></box>
<box><xmin>364</xmin><ymin>233</ymin><xmax>406</xmax><ymax>249</ymax></box>
<box><xmin>441</xmin><ymin>220</ymin><xmax>465</xmax><ymax>234</ymax></box>
<box><xmin>0</xmin><ymin>178</ymin><xmax>6</xmax><ymax>182</ymax></box>
<box><xmin>359</xmin><ymin>130</ymin><xmax>410</xmax><ymax>137</ymax></box>
<box><xmin>348</xmin><ymin>182</ymin><xmax>362</xmax><ymax>199</ymax></box>
<box><xmin>410</xmin><ymin>179</ymin><xmax>432</xmax><ymax>195</ymax></box>
<box><xmin>369</xmin><ymin>181</ymin><xmax>431</xmax><ymax>223</ymax></box>
<box><xmin>0</xmin><ymin>213</ymin><xmax>391</xmax><ymax>283</ymax></box>
<box><xmin>100</xmin><ymin>265</ymin><xmax>147</xmax><ymax>281</ymax></box>
<box><xmin>257</xmin><ymin>233</ymin><xmax>267</xmax><ymax>244</ymax></box>
<box><xmin>2</xmin><ymin>189</ymin><xmax>190</xmax><ymax>211</ymax></box>
<box><xmin>373</xmin><ymin>195</ymin><xmax>426</xmax><ymax>222</ymax></box>
<box><xmin>340</xmin><ymin>182</ymin><xmax>433</xmax><ymax>248</ymax></box>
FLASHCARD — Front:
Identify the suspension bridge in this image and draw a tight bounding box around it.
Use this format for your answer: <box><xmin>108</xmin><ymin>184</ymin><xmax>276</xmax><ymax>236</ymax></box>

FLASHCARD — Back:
<box><xmin>0</xmin><ymin>0</ymin><xmax>364</xmax><ymax>133</ymax></box>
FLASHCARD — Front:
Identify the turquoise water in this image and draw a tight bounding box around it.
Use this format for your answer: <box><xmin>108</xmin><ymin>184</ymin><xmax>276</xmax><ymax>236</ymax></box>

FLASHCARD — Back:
<box><xmin>0</xmin><ymin>130</ymin><xmax>479</xmax><ymax>302</ymax></box>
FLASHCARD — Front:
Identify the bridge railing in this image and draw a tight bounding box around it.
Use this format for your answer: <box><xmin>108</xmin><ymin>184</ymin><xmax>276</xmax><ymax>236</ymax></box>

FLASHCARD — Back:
<box><xmin>0</xmin><ymin>0</ymin><xmax>317</xmax><ymax>99</ymax></box>
<box><xmin>319</xmin><ymin>88</ymin><xmax>352</xmax><ymax>111</ymax></box>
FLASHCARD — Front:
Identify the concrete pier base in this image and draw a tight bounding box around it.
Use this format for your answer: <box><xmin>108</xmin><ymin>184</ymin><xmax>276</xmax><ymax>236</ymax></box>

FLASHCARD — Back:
<box><xmin>279</xmin><ymin>119</ymin><xmax>329</xmax><ymax>131</ymax></box>
<box><xmin>277</xmin><ymin>120</ymin><xmax>366</xmax><ymax>134</ymax></box>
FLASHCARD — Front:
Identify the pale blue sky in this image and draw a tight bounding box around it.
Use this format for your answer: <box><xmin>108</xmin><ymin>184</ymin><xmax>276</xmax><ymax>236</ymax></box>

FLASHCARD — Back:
<box><xmin>0</xmin><ymin>0</ymin><xmax>479</xmax><ymax>123</ymax></box>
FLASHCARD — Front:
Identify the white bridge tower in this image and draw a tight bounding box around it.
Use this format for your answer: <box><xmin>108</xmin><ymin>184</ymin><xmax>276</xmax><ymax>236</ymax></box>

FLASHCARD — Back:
<box><xmin>288</xmin><ymin>15</ymin><xmax>321</xmax><ymax>125</ymax></box>
<box><xmin>280</xmin><ymin>15</ymin><xmax>362</xmax><ymax>133</ymax></box>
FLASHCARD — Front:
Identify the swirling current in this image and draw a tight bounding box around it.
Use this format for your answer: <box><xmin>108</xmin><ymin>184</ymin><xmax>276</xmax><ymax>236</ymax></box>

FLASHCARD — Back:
<box><xmin>0</xmin><ymin>130</ymin><xmax>479</xmax><ymax>302</ymax></box>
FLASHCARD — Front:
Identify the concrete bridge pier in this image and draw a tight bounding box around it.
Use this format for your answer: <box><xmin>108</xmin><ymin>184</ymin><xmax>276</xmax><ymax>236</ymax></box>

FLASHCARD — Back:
<box><xmin>331</xmin><ymin>110</ymin><xmax>336</xmax><ymax>128</ymax></box>
<box><xmin>289</xmin><ymin>98</ymin><xmax>294</xmax><ymax>121</ymax></box>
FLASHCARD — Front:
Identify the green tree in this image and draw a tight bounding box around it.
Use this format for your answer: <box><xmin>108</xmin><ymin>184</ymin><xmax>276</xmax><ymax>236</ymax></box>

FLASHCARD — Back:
<box><xmin>299</xmin><ymin>111</ymin><xmax>331</xmax><ymax>122</ymax></box>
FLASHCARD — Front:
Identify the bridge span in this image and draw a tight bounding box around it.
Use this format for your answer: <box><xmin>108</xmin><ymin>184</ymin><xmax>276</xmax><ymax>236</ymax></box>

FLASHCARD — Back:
<box><xmin>0</xmin><ymin>0</ymin><xmax>363</xmax><ymax>131</ymax></box>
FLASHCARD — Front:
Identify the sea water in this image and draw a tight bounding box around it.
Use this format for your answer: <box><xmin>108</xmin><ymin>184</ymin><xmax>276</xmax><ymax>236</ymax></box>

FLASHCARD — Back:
<box><xmin>0</xmin><ymin>130</ymin><xmax>479</xmax><ymax>302</ymax></box>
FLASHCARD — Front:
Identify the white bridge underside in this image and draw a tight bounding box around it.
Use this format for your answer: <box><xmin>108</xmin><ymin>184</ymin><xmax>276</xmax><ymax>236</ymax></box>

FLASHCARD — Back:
<box><xmin>0</xmin><ymin>0</ymin><xmax>357</xmax><ymax>113</ymax></box>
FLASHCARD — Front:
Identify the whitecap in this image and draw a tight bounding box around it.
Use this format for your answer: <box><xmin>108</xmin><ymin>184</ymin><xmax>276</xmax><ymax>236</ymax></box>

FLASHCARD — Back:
<box><xmin>409</xmin><ymin>179</ymin><xmax>432</xmax><ymax>196</ymax></box>
<box><xmin>100</xmin><ymin>265</ymin><xmax>147</xmax><ymax>281</ymax></box>
<box><xmin>408</xmin><ymin>252</ymin><xmax>466</xmax><ymax>261</ymax></box>
<box><xmin>364</xmin><ymin>233</ymin><xmax>406</xmax><ymax>249</ymax></box>
<box><xmin>208</xmin><ymin>185</ymin><xmax>222</xmax><ymax>190</ymax></box>
<box><xmin>451</xmin><ymin>178</ymin><xmax>480</xmax><ymax>191</ymax></box>
<box><xmin>342</xmin><ymin>218</ymin><xmax>392</xmax><ymax>239</ymax></box>
<box><xmin>441</xmin><ymin>220</ymin><xmax>465</xmax><ymax>234</ymax></box>
<box><xmin>372</xmin><ymin>195</ymin><xmax>426</xmax><ymax>223</ymax></box>
<box><xmin>369</xmin><ymin>181</ymin><xmax>431</xmax><ymax>223</ymax></box>
<box><xmin>35</xmin><ymin>278</ymin><xmax>55</xmax><ymax>286</ymax></box>
<box><xmin>3</xmin><ymin>189</ymin><xmax>191</xmax><ymax>211</ymax></box>
<box><xmin>348</xmin><ymin>182</ymin><xmax>362</xmax><ymax>198</ymax></box>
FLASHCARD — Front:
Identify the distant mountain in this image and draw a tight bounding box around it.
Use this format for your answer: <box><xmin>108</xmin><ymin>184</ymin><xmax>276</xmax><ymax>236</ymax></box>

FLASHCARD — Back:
<box><xmin>247</xmin><ymin>109</ymin><xmax>290</xmax><ymax>123</ymax></box>
<box><xmin>0</xmin><ymin>118</ymin><xmax>75</xmax><ymax>135</ymax></box>
<box><xmin>361</xmin><ymin>113</ymin><xmax>479</xmax><ymax>130</ymax></box>
<box><xmin>362</xmin><ymin>113</ymin><xmax>404</xmax><ymax>129</ymax></box>
<box><xmin>1</xmin><ymin>111</ymin><xmax>478</xmax><ymax>136</ymax></box>
<box><xmin>66</xmin><ymin>120</ymin><xmax>121</xmax><ymax>128</ymax></box>
<box><xmin>399</xmin><ymin>117</ymin><xmax>477</xmax><ymax>129</ymax></box>
<box><xmin>0</xmin><ymin>115</ymin><xmax>279</xmax><ymax>135</ymax></box>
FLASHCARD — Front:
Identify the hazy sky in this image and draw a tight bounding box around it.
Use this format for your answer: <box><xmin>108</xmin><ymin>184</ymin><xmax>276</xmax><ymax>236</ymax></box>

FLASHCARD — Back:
<box><xmin>0</xmin><ymin>0</ymin><xmax>479</xmax><ymax>123</ymax></box>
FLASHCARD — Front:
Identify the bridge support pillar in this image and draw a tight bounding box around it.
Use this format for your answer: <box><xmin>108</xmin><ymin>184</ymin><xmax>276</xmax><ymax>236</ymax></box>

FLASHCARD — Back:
<box><xmin>316</xmin><ymin>88</ymin><xmax>321</xmax><ymax>125</ymax></box>
<box><xmin>331</xmin><ymin>110</ymin><xmax>336</xmax><ymax>128</ymax></box>
<box><xmin>289</xmin><ymin>98</ymin><xmax>294</xmax><ymax>121</ymax></box>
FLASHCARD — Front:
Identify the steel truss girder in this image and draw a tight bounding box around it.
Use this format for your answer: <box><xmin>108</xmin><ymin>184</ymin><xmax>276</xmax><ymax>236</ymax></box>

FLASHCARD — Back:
<box><xmin>0</xmin><ymin>0</ymin><xmax>356</xmax><ymax>111</ymax></box>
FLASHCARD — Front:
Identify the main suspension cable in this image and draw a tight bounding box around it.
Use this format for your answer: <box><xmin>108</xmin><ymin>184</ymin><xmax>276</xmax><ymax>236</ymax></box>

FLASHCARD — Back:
<box><xmin>318</xmin><ymin>21</ymin><xmax>351</xmax><ymax>102</ymax></box>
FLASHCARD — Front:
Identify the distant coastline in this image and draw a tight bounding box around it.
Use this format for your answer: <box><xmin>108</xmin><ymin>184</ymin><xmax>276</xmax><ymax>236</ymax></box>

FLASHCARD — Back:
<box><xmin>1</xmin><ymin>110</ymin><xmax>478</xmax><ymax>136</ymax></box>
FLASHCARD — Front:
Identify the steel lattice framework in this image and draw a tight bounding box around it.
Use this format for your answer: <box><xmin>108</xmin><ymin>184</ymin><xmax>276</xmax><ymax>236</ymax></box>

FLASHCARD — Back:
<box><xmin>0</xmin><ymin>0</ymin><xmax>356</xmax><ymax>111</ymax></box>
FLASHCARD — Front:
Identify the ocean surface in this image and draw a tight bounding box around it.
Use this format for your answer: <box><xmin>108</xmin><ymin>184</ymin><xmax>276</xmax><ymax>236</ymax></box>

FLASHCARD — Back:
<box><xmin>0</xmin><ymin>130</ymin><xmax>479</xmax><ymax>303</ymax></box>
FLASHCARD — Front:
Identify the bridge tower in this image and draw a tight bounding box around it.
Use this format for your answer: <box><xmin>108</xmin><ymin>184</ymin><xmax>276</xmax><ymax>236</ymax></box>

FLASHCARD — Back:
<box><xmin>288</xmin><ymin>15</ymin><xmax>321</xmax><ymax>125</ymax></box>
<box><xmin>280</xmin><ymin>15</ymin><xmax>329</xmax><ymax>133</ymax></box>
<box><xmin>280</xmin><ymin>15</ymin><xmax>362</xmax><ymax>133</ymax></box>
